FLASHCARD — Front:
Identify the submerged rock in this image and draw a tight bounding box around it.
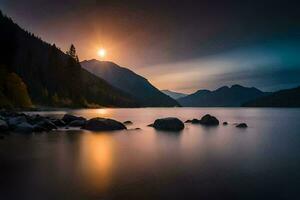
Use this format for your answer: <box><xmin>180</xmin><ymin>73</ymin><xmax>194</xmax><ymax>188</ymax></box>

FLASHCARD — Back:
<box><xmin>236</xmin><ymin>123</ymin><xmax>248</xmax><ymax>128</ymax></box>
<box><xmin>62</xmin><ymin>114</ymin><xmax>86</xmax><ymax>124</ymax></box>
<box><xmin>223</xmin><ymin>122</ymin><xmax>228</xmax><ymax>125</ymax></box>
<box><xmin>123</xmin><ymin>121</ymin><xmax>133</xmax><ymax>125</ymax></box>
<box><xmin>152</xmin><ymin>117</ymin><xmax>184</xmax><ymax>131</ymax></box>
<box><xmin>82</xmin><ymin>117</ymin><xmax>127</xmax><ymax>131</ymax></box>
<box><xmin>199</xmin><ymin>114</ymin><xmax>219</xmax><ymax>126</ymax></box>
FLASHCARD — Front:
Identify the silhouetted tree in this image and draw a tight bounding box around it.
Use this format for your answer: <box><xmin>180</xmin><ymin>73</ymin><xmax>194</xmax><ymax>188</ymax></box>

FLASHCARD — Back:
<box><xmin>66</xmin><ymin>44</ymin><xmax>79</xmax><ymax>62</ymax></box>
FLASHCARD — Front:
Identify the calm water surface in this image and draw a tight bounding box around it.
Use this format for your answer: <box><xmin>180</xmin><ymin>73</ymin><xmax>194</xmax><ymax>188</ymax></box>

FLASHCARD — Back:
<box><xmin>1</xmin><ymin>108</ymin><xmax>300</xmax><ymax>199</ymax></box>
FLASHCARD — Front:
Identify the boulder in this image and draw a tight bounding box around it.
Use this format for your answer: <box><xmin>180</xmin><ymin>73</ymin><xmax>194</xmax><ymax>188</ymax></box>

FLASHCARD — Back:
<box><xmin>82</xmin><ymin>118</ymin><xmax>127</xmax><ymax>131</ymax></box>
<box><xmin>223</xmin><ymin>122</ymin><xmax>228</xmax><ymax>125</ymax></box>
<box><xmin>14</xmin><ymin>122</ymin><xmax>34</xmax><ymax>133</ymax></box>
<box><xmin>8</xmin><ymin>116</ymin><xmax>27</xmax><ymax>128</ymax></box>
<box><xmin>123</xmin><ymin>121</ymin><xmax>133</xmax><ymax>125</ymax></box>
<box><xmin>62</xmin><ymin>114</ymin><xmax>86</xmax><ymax>124</ymax></box>
<box><xmin>37</xmin><ymin>119</ymin><xmax>57</xmax><ymax>131</ymax></box>
<box><xmin>199</xmin><ymin>114</ymin><xmax>219</xmax><ymax>126</ymax></box>
<box><xmin>152</xmin><ymin>117</ymin><xmax>184</xmax><ymax>131</ymax></box>
<box><xmin>0</xmin><ymin>119</ymin><xmax>9</xmax><ymax>131</ymax></box>
<box><xmin>236</xmin><ymin>123</ymin><xmax>248</xmax><ymax>128</ymax></box>
<box><xmin>51</xmin><ymin>119</ymin><xmax>66</xmax><ymax>127</ymax></box>
<box><xmin>69</xmin><ymin>119</ymin><xmax>86</xmax><ymax>127</ymax></box>
<box><xmin>26</xmin><ymin>114</ymin><xmax>46</xmax><ymax>124</ymax></box>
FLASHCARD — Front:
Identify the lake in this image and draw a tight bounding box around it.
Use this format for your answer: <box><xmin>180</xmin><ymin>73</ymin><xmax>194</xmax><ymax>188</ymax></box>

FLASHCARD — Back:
<box><xmin>1</xmin><ymin>108</ymin><xmax>300</xmax><ymax>199</ymax></box>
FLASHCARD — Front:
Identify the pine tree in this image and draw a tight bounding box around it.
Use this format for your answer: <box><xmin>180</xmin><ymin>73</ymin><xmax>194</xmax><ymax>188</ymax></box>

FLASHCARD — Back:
<box><xmin>66</xmin><ymin>44</ymin><xmax>79</xmax><ymax>62</ymax></box>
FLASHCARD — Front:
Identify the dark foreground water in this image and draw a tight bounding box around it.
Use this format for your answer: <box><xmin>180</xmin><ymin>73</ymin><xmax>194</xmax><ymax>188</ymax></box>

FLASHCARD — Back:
<box><xmin>1</xmin><ymin>108</ymin><xmax>300</xmax><ymax>200</ymax></box>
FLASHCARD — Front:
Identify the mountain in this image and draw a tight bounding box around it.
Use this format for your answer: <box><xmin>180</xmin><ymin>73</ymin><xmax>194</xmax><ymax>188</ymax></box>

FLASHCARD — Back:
<box><xmin>161</xmin><ymin>90</ymin><xmax>188</xmax><ymax>99</ymax></box>
<box><xmin>0</xmin><ymin>11</ymin><xmax>138</xmax><ymax>108</ymax></box>
<box><xmin>243</xmin><ymin>86</ymin><xmax>300</xmax><ymax>107</ymax></box>
<box><xmin>178</xmin><ymin>85</ymin><xmax>270</xmax><ymax>107</ymax></box>
<box><xmin>81</xmin><ymin>59</ymin><xmax>179</xmax><ymax>107</ymax></box>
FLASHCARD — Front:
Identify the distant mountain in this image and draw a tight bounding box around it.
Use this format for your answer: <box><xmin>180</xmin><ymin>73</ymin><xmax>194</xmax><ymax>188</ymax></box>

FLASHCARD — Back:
<box><xmin>0</xmin><ymin>10</ymin><xmax>138</xmax><ymax>108</ymax></box>
<box><xmin>243</xmin><ymin>86</ymin><xmax>300</xmax><ymax>107</ymax></box>
<box><xmin>161</xmin><ymin>90</ymin><xmax>188</xmax><ymax>99</ymax></box>
<box><xmin>178</xmin><ymin>85</ymin><xmax>270</xmax><ymax>107</ymax></box>
<box><xmin>81</xmin><ymin>59</ymin><xmax>180</xmax><ymax>107</ymax></box>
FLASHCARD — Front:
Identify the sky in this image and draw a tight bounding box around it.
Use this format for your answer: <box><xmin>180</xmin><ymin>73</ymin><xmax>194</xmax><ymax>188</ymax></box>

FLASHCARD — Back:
<box><xmin>0</xmin><ymin>0</ymin><xmax>299</xmax><ymax>93</ymax></box>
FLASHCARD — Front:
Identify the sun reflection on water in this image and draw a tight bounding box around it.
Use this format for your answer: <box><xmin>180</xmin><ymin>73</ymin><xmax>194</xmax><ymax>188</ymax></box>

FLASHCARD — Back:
<box><xmin>79</xmin><ymin>133</ymin><xmax>115</xmax><ymax>192</ymax></box>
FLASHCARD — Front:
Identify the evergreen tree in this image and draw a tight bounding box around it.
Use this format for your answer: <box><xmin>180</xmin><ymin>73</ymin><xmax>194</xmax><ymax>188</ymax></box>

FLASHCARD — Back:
<box><xmin>66</xmin><ymin>44</ymin><xmax>79</xmax><ymax>62</ymax></box>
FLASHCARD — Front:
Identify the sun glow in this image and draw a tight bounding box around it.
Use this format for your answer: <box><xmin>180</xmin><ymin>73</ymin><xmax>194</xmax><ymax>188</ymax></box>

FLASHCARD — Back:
<box><xmin>97</xmin><ymin>48</ymin><xmax>106</xmax><ymax>58</ymax></box>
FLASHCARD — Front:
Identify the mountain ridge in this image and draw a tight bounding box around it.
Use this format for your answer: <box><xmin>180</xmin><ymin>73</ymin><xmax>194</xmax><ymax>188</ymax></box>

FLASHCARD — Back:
<box><xmin>243</xmin><ymin>86</ymin><xmax>300</xmax><ymax>107</ymax></box>
<box><xmin>81</xmin><ymin>59</ymin><xmax>180</xmax><ymax>107</ymax></box>
<box><xmin>161</xmin><ymin>90</ymin><xmax>188</xmax><ymax>99</ymax></box>
<box><xmin>178</xmin><ymin>84</ymin><xmax>270</xmax><ymax>107</ymax></box>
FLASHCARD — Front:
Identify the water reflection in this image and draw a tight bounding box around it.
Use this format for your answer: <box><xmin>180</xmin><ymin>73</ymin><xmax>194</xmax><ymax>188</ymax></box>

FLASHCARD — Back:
<box><xmin>79</xmin><ymin>133</ymin><xmax>115</xmax><ymax>193</ymax></box>
<box><xmin>2</xmin><ymin>108</ymin><xmax>300</xmax><ymax>199</ymax></box>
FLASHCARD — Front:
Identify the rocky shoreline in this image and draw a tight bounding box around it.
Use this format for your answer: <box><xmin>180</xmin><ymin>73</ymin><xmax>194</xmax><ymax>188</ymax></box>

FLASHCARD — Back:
<box><xmin>0</xmin><ymin>111</ymin><xmax>248</xmax><ymax>134</ymax></box>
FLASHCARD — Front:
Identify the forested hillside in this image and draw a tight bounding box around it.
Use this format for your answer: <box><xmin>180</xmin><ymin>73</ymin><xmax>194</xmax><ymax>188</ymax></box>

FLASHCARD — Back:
<box><xmin>0</xmin><ymin>11</ymin><xmax>138</xmax><ymax>108</ymax></box>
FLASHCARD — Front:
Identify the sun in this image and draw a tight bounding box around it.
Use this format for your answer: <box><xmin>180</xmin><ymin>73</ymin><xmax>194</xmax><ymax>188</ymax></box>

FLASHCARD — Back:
<box><xmin>97</xmin><ymin>48</ymin><xmax>106</xmax><ymax>58</ymax></box>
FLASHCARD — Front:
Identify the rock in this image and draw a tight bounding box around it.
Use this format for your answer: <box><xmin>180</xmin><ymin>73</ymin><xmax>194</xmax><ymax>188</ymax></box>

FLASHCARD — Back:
<box><xmin>51</xmin><ymin>119</ymin><xmax>66</xmax><ymax>127</ymax></box>
<box><xmin>123</xmin><ymin>121</ymin><xmax>133</xmax><ymax>125</ymax></box>
<box><xmin>185</xmin><ymin>119</ymin><xmax>201</xmax><ymax>124</ymax></box>
<box><xmin>0</xmin><ymin>119</ymin><xmax>9</xmax><ymax>132</ymax></box>
<box><xmin>152</xmin><ymin>117</ymin><xmax>184</xmax><ymax>131</ymax></box>
<box><xmin>14</xmin><ymin>122</ymin><xmax>34</xmax><ymax>133</ymax></box>
<box><xmin>236</xmin><ymin>123</ymin><xmax>248</xmax><ymax>128</ymax></box>
<box><xmin>223</xmin><ymin>122</ymin><xmax>228</xmax><ymax>125</ymax></box>
<box><xmin>82</xmin><ymin>118</ymin><xmax>127</xmax><ymax>131</ymax></box>
<box><xmin>33</xmin><ymin>125</ymin><xmax>47</xmax><ymax>132</ymax></box>
<box><xmin>8</xmin><ymin>116</ymin><xmax>27</xmax><ymax>128</ymax></box>
<box><xmin>191</xmin><ymin>119</ymin><xmax>201</xmax><ymax>124</ymax></box>
<box><xmin>69</xmin><ymin>119</ymin><xmax>86</xmax><ymax>127</ymax></box>
<box><xmin>199</xmin><ymin>114</ymin><xmax>219</xmax><ymax>126</ymax></box>
<box><xmin>62</xmin><ymin>114</ymin><xmax>86</xmax><ymax>124</ymax></box>
<box><xmin>26</xmin><ymin>114</ymin><xmax>46</xmax><ymax>124</ymax></box>
<box><xmin>0</xmin><ymin>110</ymin><xmax>19</xmax><ymax>118</ymax></box>
<box><xmin>37</xmin><ymin>119</ymin><xmax>57</xmax><ymax>131</ymax></box>
<box><xmin>147</xmin><ymin>124</ymin><xmax>154</xmax><ymax>127</ymax></box>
